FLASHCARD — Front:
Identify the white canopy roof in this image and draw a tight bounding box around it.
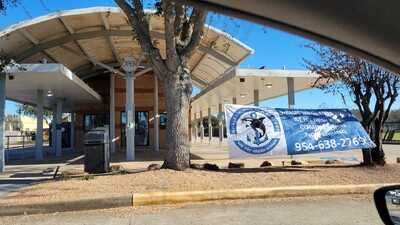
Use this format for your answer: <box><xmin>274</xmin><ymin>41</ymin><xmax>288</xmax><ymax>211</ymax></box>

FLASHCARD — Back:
<box><xmin>191</xmin><ymin>68</ymin><xmax>319</xmax><ymax>118</ymax></box>
<box><xmin>0</xmin><ymin>7</ymin><xmax>253</xmax><ymax>88</ymax></box>
<box><xmin>5</xmin><ymin>64</ymin><xmax>102</xmax><ymax>111</ymax></box>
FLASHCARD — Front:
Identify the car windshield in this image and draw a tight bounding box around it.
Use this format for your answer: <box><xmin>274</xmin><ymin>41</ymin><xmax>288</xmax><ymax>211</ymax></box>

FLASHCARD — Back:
<box><xmin>0</xmin><ymin>1</ymin><xmax>398</xmax><ymax>225</ymax></box>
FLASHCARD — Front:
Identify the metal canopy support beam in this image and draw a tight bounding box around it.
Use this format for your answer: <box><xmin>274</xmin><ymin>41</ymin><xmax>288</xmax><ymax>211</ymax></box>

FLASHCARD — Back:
<box><xmin>254</xmin><ymin>89</ymin><xmax>259</xmax><ymax>106</ymax></box>
<box><xmin>109</xmin><ymin>73</ymin><xmax>116</xmax><ymax>154</ymax></box>
<box><xmin>74</xmin><ymin>61</ymin><xmax>119</xmax><ymax>75</ymax></box>
<box><xmin>197</xmin><ymin>45</ymin><xmax>236</xmax><ymax>66</ymax></box>
<box><xmin>208</xmin><ymin>107</ymin><xmax>212</xmax><ymax>143</ymax></box>
<box><xmin>100</xmin><ymin>13</ymin><xmax>120</xmax><ymax>64</ymax></box>
<box><xmin>55</xmin><ymin>99</ymin><xmax>63</xmax><ymax>157</ymax></box>
<box><xmin>191</xmin><ymin>76</ymin><xmax>208</xmax><ymax>88</ymax></box>
<box><xmin>15</xmin><ymin>29</ymin><xmax>237</xmax><ymax>69</ymax></box>
<box><xmin>35</xmin><ymin>89</ymin><xmax>44</xmax><ymax>160</ymax></box>
<box><xmin>0</xmin><ymin>74</ymin><xmax>5</xmax><ymax>173</ymax></box>
<box><xmin>135</xmin><ymin>67</ymin><xmax>152</xmax><ymax>78</ymax></box>
<box><xmin>18</xmin><ymin>29</ymin><xmax>57</xmax><ymax>63</ymax></box>
<box><xmin>58</xmin><ymin>17</ymin><xmax>93</xmax><ymax>65</ymax></box>
<box><xmin>15</xmin><ymin>30</ymin><xmax>134</xmax><ymax>61</ymax></box>
<box><xmin>153</xmin><ymin>75</ymin><xmax>160</xmax><ymax>151</ymax></box>
<box><xmin>60</xmin><ymin>45</ymin><xmax>125</xmax><ymax>76</ymax></box>
<box><xmin>150</xmin><ymin>31</ymin><xmax>236</xmax><ymax>66</ymax></box>
<box><xmin>287</xmin><ymin>77</ymin><xmax>295</xmax><ymax>109</ymax></box>
<box><xmin>192</xmin><ymin>67</ymin><xmax>237</xmax><ymax>102</ymax></box>
<box><xmin>125</xmin><ymin>71</ymin><xmax>135</xmax><ymax>161</ymax></box>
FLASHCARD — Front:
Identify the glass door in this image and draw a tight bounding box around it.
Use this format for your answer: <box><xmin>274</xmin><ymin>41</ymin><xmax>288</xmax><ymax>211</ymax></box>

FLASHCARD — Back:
<box><xmin>120</xmin><ymin>111</ymin><xmax>149</xmax><ymax>146</ymax></box>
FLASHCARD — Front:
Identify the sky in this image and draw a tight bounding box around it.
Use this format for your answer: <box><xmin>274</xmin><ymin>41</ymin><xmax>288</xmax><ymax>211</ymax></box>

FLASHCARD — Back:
<box><xmin>1</xmin><ymin>0</ymin><xmax>399</xmax><ymax>114</ymax></box>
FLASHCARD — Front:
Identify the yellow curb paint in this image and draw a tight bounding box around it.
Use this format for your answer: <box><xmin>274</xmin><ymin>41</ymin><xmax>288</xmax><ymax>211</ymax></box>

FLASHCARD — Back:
<box><xmin>132</xmin><ymin>183</ymin><xmax>398</xmax><ymax>206</ymax></box>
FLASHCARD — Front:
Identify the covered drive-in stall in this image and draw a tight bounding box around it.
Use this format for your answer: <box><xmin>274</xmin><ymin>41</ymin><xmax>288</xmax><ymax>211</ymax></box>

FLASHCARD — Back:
<box><xmin>0</xmin><ymin>63</ymin><xmax>102</xmax><ymax>171</ymax></box>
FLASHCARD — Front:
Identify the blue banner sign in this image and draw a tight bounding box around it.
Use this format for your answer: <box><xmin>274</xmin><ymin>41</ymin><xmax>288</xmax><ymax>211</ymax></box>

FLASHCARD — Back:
<box><xmin>225</xmin><ymin>104</ymin><xmax>375</xmax><ymax>158</ymax></box>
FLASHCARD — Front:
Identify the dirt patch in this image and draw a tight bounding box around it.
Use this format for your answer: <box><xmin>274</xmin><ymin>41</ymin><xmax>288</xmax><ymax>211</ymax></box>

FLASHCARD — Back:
<box><xmin>1</xmin><ymin>164</ymin><xmax>399</xmax><ymax>205</ymax></box>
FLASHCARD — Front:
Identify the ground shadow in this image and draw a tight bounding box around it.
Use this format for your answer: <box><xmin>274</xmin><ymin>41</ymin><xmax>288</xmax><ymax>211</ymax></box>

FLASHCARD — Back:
<box><xmin>216</xmin><ymin>167</ymin><xmax>317</xmax><ymax>173</ymax></box>
<box><xmin>9</xmin><ymin>172</ymin><xmax>50</xmax><ymax>178</ymax></box>
<box><xmin>108</xmin><ymin>150</ymin><xmax>204</xmax><ymax>163</ymax></box>
<box><xmin>6</xmin><ymin>152</ymin><xmax>82</xmax><ymax>166</ymax></box>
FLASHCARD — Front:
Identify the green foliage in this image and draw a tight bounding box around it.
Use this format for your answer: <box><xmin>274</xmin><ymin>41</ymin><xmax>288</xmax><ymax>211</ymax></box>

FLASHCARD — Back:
<box><xmin>17</xmin><ymin>104</ymin><xmax>53</xmax><ymax>125</ymax></box>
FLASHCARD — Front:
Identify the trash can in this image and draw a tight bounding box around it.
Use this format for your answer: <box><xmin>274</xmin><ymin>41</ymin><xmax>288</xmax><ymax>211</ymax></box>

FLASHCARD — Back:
<box><xmin>84</xmin><ymin>127</ymin><xmax>110</xmax><ymax>173</ymax></box>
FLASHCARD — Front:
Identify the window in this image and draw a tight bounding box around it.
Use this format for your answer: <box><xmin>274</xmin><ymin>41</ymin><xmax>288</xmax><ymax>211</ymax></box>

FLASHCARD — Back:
<box><xmin>120</xmin><ymin>111</ymin><xmax>149</xmax><ymax>146</ymax></box>
<box><xmin>159</xmin><ymin>113</ymin><xmax>167</xmax><ymax>129</ymax></box>
<box><xmin>83</xmin><ymin>113</ymin><xmax>109</xmax><ymax>131</ymax></box>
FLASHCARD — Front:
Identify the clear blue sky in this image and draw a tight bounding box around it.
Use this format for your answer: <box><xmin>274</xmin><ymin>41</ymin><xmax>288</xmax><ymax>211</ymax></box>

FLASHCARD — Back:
<box><xmin>1</xmin><ymin>0</ymin><xmax>399</xmax><ymax>114</ymax></box>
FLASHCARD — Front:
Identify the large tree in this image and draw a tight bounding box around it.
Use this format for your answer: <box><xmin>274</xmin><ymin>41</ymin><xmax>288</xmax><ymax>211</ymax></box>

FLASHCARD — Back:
<box><xmin>305</xmin><ymin>45</ymin><xmax>400</xmax><ymax>165</ymax></box>
<box><xmin>115</xmin><ymin>0</ymin><xmax>207</xmax><ymax>170</ymax></box>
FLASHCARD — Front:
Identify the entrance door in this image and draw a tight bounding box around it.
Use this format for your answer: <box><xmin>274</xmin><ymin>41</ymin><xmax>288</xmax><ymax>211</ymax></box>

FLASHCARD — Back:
<box><xmin>120</xmin><ymin>111</ymin><xmax>149</xmax><ymax>146</ymax></box>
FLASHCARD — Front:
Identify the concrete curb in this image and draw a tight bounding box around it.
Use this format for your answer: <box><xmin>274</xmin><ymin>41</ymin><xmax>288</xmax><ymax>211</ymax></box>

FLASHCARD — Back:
<box><xmin>0</xmin><ymin>195</ymin><xmax>132</xmax><ymax>217</ymax></box>
<box><xmin>0</xmin><ymin>183</ymin><xmax>396</xmax><ymax>216</ymax></box>
<box><xmin>132</xmin><ymin>183</ymin><xmax>396</xmax><ymax>206</ymax></box>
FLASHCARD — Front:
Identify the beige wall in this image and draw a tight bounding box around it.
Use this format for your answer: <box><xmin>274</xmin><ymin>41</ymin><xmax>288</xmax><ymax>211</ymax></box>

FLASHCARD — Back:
<box><xmin>5</xmin><ymin>115</ymin><xmax>49</xmax><ymax>132</ymax></box>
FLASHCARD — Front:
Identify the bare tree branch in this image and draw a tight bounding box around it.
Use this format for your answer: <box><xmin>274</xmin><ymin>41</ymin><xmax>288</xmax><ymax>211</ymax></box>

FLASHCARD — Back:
<box><xmin>304</xmin><ymin>44</ymin><xmax>400</xmax><ymax>165</ymax></box>
<box><xmin>180</xmin><ymin>7</ymin><xmax>207</xmax><ymax>58</ymax></box>
<box><xmin>115</xmin><ymin>0</ymin><xmax>166</xmax><ymax>78</ymax></box>
<box><xmin>174</xmin><ymin>3</ymin><xmax>185</xmax><ymax>36</ymax></box>
<box><xmin>163</xmin><ymin>0</ymin><xmax>179</xmax><ymax>71</ymax></box>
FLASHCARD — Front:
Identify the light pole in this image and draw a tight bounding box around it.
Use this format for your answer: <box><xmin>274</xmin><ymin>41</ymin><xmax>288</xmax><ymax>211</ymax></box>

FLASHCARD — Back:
<box><xmin>122</xmin><ymin>57</ymin><xmax>136</xmax><ymax>161</ymax></box>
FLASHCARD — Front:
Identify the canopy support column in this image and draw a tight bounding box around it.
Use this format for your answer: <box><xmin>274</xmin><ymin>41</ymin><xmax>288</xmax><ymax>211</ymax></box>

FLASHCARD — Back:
<box><xmin>109</xmin><ymin>73</ymin><xmax>116</xmax><ymax>154</ymax></box>
<box><xmin>208</xmin><ymin>107</ymin><xmax>212</xmax><ymax>144</ymax></box>
<box><xmin>287</xmin><ymin>77</ymin><xmax>295</xmax><ymax>109</ymax></box>
<box><xmin>254</xmin><ymin>89</ymin><xmax>259</xmax><ymax>106</ymax></box>
<box><xmin>0</xmin><ymin>74</ymin><xmax>5</xmax><ymax>173</ymax></box>
<box><xmin>189</xmin><ymin>105</ymin><xmax>192</xmax><ymax>143</ymax></box>
<box><xmin>153</xmin><ymin>75</ymin><xmax>159</xmax><ymax>151</ymax></box>
<box><xmin>70</xmin><ymin>112</ymin><xmax>75</xmax><ymax>151</ymax></box>
<box><xmin>218</xmin><ymin>103</ymin><xmax>224</xmax><ymax>144</ymax></box>
<box><xmin>35</xmin><ymin>89</ymin><xmax>44</xmax><ymax>160</ymax></box>
<box><xmin>55</xmin><ymin>98</ymin><xmax>63</xmax><ymax>157</ymax></box>
<box><xmin>199</xmin><ymin>110</ymin><xmax>204</xmax><ymax>142</ymax></box>
<box><xmin>194</xmin><ymin>113</ymin><xmax>198</xmax><ymax>142</ymax></box>
<box><xmin>125</xmin><ymin>71</ymin><xmax>135</xmax><ymax>161</ymax></box>
<box><xmin>51</xmin><ymin>106</ymin><xmax>56</xmax><ymax>154</ymax></box>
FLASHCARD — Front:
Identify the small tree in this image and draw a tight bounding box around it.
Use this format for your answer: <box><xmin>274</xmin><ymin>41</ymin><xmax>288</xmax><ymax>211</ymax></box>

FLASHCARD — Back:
<box><xmin>115</xmin><ymin>0</ymin><xmax>207</xmax><ymax>170</ymax></box>
<box><xmin>305</xmin><ymin>45</ymin><xmax>400</xmax><ymax>165</ymax></box>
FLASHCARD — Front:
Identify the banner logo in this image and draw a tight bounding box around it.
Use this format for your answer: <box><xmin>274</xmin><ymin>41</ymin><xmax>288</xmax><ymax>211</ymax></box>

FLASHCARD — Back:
<box><xmin>229</xmin><ymin>107</ymin><xmax>281</xmax><ymax>154</ymax></box>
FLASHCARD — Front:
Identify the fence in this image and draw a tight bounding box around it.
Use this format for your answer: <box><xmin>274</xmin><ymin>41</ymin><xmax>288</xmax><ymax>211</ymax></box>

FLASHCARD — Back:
<box><xmin>383</xmin><ymin>122</ymin><xmax>400</xmax><ymax>144</ymax></box>
<box><xmin>4</xmin><ymin>134</ymin><xmax>49</xmax><ymax>150</ymax></box>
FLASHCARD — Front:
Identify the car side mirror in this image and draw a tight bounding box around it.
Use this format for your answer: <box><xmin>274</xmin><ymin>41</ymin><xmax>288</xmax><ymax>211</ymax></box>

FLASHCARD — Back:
<box><xmin>374</xmin><ymin>185</ymin><xmax>400</xmax><ymax>225</ymax></box>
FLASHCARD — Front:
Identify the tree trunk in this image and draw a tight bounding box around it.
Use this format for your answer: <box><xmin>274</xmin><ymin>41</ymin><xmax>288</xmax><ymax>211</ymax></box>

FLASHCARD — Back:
<box><xmin>162</xmin><ymin>66</ymin><xmax>192</xmax><ymax>170</ymax></box>
<box><xmin>361</xmin><ymin>122</ymin><xmax>374</xmax><ymax>166</ymax></box>
<box><xmin>371</xmin><ymin>121</ymin><xmax>386</xmax><ymax>165</ymax></box>
<box><xmin>361</xmin><ymin>149</ymin><xmax>373</xmax><ymax>166</ymax></box>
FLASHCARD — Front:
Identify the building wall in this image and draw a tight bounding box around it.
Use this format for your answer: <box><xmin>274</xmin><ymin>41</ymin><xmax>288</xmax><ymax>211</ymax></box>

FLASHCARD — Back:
<box><xmin>5</xmin><ymin>115</ymin><xmax>49</xmax><ymax>132</ymax></box>
<box><xmin>75</xmin><ymin>71</ymin><xmax>166</xmax><ymax>152</ymax></box>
